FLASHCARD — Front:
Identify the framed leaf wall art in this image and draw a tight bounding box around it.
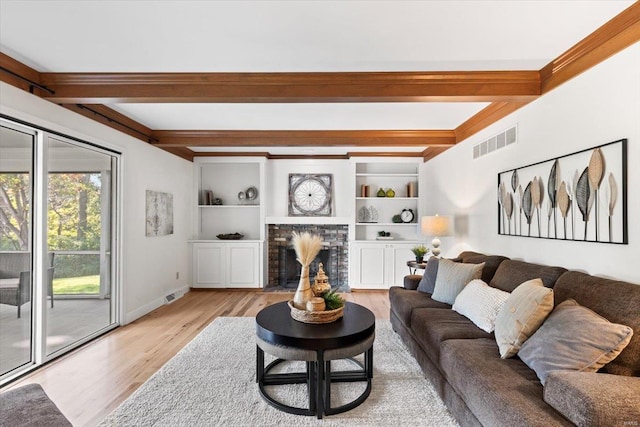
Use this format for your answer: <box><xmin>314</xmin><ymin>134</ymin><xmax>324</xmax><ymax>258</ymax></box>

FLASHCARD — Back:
<box><xmin>497</xmin><ymin>139</ymin><xmax>627</xmax><ymax>244</ymax></box>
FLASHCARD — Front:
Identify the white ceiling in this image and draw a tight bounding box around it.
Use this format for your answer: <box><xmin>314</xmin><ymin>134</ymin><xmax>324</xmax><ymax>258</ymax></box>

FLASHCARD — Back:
<box><xmin>0</xmin><ymin>0</ymin><xmax>634</xmax><ymax>155</ymax></box>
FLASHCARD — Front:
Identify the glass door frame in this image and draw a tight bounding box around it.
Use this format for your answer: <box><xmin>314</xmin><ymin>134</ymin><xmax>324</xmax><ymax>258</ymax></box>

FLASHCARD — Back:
<box><xmin>0</xmin><ymin>116</ymin><xmax>122</xmax><ymax>385</ymax></box>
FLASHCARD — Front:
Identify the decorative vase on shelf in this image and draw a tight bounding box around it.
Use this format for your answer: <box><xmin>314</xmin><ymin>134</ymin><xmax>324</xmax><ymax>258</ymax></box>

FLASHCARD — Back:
<box><xmin>377</xmin><ymin>188</ymin><xmax>386</xmax><ymax>197</ymax></box>
<box><xmin>386</xmin><ymin>188</ymin><xmax>395</xmax><ymax>198</ymax></box>
<box><xmin>293</xmin><ymin>265</ymin><xmax>314</xmax><ymax>310</ymax></box>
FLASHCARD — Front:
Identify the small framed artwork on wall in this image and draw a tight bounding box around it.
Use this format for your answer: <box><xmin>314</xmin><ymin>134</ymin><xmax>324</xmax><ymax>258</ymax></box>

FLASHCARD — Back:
<box><xmin>288</xmin><ymin>174</ymin><xmax>333</xmax><ymax>216</ymax></box>
<box><xmin>497</xmin><ymin>139</ymin><xmax>627</xmax><ymax>244</ymax></box>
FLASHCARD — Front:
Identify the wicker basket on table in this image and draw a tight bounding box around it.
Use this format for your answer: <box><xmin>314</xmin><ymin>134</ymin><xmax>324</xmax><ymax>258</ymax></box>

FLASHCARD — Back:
<box><xmin>288</xmin><ymin>300</ymin><xmax>344</xmax><ymax>324</ymax></box>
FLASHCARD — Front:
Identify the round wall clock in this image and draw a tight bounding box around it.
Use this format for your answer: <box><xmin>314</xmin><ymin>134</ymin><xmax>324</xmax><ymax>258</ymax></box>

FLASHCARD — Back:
<box><xmin>288</xmin><ymin>174</ymin><xmax>333</xmax><ymax>216</ymax></box>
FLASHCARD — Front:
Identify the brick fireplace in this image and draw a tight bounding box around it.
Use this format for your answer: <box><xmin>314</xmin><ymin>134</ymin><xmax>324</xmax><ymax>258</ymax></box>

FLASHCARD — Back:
<box><xmin>267</xmin><ymin>224</ymin><xmax>349</xmax><ymax>291</ymax></box>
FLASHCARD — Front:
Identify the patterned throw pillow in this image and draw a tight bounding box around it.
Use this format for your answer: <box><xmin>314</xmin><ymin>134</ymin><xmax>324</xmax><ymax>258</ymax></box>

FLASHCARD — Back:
<box><xmin>452</xmin><ymin>279</ymin><xmax>510</xmax><ymax>332</ymax></box>
<box><xmin>431</xmin><ymin>259</ymin><xmax>485</xmax><ymax>305</ymax></box>
<box><xmin>519</xmin><ymin>299</ymin><xmax>633</xmax><ymax>385</ymax></box>
<box><xmin>494</xmin><ymin>278</ymin><xmax>553</xmax><ymax>359</ymax></box>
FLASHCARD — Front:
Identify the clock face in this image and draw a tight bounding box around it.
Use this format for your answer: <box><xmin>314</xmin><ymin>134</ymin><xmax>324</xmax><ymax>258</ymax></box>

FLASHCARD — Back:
<box><xmin>288</xmin><ymin>174</ymin><xmax>333</xmax><ymax>216</ymax></box>
<box><xmin>400</xmin><ymin>209</ymin><xmax>414</xmax><ymax>223</ymax></box>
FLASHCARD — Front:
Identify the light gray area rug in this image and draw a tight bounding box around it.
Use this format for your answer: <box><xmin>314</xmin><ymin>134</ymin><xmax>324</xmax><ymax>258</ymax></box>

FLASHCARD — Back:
<box><xmin>99</xmin><ymin>317</ymin><xmax>458</xmax><ymax>426</ymax></box>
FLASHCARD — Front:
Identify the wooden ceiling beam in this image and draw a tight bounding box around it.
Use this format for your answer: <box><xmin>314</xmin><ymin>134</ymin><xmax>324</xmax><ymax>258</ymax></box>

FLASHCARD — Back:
<box><xmin>422</xmin><ymin>146</ymin><xmax>451</xmax><ymax>162</ymax></box>
<box><xmin>151</xmin><ymin>130</ymin><xmax>457</xmax><ymax>148</ymax></box>
<box><xmin>191</xmin><ymin>151</ymin><xmax>424</xmax><ymax>159</ymax></box>
<box><xmin>0</xmin><ymin>52</ymin><xmax>50</xmax><ymax>96</ymax></box>
<box><xmin>39</xmin><ymin>71</ymin><xmax>540</xmax><ymax>103</ymax></box>
<box><xmin>60</xmin><ymin>104</ymin><xmax>156</xmax><ymax>143</ymax></box>
<box><xmin>540</xmin><ymin>2</ymin><xmax>640</xmax><ymax>94</ymax></box>
<box><xmin>454</xmin><ymin>101</ymin><xmax>531</xmax><ymax>143</ymax></box>
<box><xmin>158</xmin><ymin>147</ymin><xmax>195</xmax><ymax>161</ymax></box>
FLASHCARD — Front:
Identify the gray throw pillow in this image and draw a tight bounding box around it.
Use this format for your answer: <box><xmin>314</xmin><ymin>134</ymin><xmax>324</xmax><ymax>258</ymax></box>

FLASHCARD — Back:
<box><xmin>417</xmin><ymin>256</ymin><xmax>439</xmax><ymax>294</ymax></box>
<box><xmin>431</xmin><ymin>259</ymin><xmax>485</xmax><ymax>305</ymax></box>
<box><xmin>519</xmin><ymin>299</ymin><xmax>634</xmax><ymax>385</ymax></box>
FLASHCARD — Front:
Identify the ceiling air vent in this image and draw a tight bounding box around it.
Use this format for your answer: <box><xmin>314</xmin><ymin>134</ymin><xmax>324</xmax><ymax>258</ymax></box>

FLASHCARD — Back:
<box><xmin>472</xmin><ymin>125</ymin><xmax>518</xmax><ymax>159</ymax></box>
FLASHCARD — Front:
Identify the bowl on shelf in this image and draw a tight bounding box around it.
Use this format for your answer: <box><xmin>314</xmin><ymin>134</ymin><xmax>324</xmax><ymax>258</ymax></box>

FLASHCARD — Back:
<box><xmin>216</xmin><ymin>233</ymin><xmax>244</xmax><ymax>240</ymax></box>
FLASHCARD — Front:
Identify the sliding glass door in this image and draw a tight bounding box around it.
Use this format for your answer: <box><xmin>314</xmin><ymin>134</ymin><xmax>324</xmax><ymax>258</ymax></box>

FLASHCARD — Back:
<box><xmin>0</xmin><ymin>118</ymin><xmax>120</xmax><ymax>383</ymax></box>
<box><xmin>45</xmin><ymin>136</ymin><xmax>117</xmax><ymax>357</ymax></box>
<box><xmin>0</xmin><ymin>123</ymin><xmax>35</xmax><ymax>376</ymax></box>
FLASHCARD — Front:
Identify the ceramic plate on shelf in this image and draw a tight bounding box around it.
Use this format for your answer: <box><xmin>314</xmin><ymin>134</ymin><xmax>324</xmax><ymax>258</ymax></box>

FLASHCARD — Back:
<box><xmin>246</xmin><ymin>186</ymin><xmax>258</xmax><ymax>200</ymax></box>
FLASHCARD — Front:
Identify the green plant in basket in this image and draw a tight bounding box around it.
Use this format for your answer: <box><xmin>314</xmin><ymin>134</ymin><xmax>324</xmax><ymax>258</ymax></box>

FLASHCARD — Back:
<box><xmin>322</xmin><ymin>290</ymin><xmax>345</xmax><ymax>310</ymax></box>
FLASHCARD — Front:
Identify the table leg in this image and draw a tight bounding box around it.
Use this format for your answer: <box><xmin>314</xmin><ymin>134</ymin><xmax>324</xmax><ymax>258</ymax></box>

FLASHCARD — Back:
<box><xmin>324</xmin><ymin>360</ymin><xmax>331</xmax><ymax>413</ymax></box>
<box><xmin>307</xmin><ymin>361</ymin><xmax>316</xmax><ymax>413</ymax></box>
<box><xmin>316</xmin><ymin>350</ymin><xmax>324</xmax><ymax>419</ymax></box>
<box><xmin>256</xmin><ymin>345</ymin><xmax>264</xmax><ymax>383</ymax></box>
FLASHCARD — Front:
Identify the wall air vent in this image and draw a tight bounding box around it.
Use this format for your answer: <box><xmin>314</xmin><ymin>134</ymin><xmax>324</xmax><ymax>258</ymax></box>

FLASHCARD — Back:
<box><xmin>473</xmin><ymin>125</ymin><xmax>518</xmax><ymax>159</ymax></box>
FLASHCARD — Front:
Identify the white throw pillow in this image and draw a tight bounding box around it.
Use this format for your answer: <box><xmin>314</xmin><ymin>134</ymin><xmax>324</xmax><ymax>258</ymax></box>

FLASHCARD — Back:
<box><xmin>453</xmin><ymin>279</ymin><xmax>510</xmax><ymax>332</ymax></box>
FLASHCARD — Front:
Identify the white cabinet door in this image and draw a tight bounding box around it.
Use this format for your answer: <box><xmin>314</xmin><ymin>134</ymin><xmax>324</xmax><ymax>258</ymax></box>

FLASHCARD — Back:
<box><xmin>350</xmin><ymin>242</ymin><xmax>416</xmax><ymax>289</ymax></box>
<box><xmin>227</xmin><ymin>243</ymin><xmax>260</xmax><ymax>288</ymax></box>
<box><xmin>192</xmin><ymin>242</ymin><xmax>262</xmax><ymax>288</ymax></box>
<box><xmin>388</xmin><ymin>243</ymin><xmax>416</xmax><ymax>287</ymax></box>
<box><xmin>193</xmin><ymin>243</ymin><xmax>225</xmax><ymax>288</ymax></box>
<box><xmin>350</xmin><ymin>243</ymin><xmax>386</xmax><ymax>289</ymax></box>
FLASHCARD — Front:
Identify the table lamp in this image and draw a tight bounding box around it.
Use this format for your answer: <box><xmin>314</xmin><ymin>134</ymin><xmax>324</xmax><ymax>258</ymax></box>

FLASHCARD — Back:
<box><xmin>421</xmin><ymin>215</ymin><xmax>452</xmax><ymax>257</ymax></box>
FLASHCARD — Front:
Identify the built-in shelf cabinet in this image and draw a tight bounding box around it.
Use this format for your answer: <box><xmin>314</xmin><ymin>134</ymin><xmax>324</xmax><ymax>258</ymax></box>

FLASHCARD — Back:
<box><xmin>349</xmin><ymin>159</ymin><xmax>424</xmax><ymax>289</ymax></box>
<box><xmin>352</xmin><ymin>159</ymin><xmax>421</xmax><ymax>242</ymax></box>
<box><xmin>190</xmin><ymin>158</ymin><xmax>265</xmax><ymax>288</ymax></box>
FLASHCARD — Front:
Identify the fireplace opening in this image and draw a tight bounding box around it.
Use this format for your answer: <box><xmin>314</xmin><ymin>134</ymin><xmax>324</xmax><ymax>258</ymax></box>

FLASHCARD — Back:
<box><xmin>278</xmin><ymin>246</ymin><xmax>336</xmax><ymax>289</ymax></box>
<box><xmin>267</xmin><ymin>224</ymin><xmax>349</xmax><ymax>291</ymax></box>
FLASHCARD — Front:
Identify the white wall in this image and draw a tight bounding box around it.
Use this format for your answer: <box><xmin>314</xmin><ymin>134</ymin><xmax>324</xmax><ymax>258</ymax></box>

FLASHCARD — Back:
<box><xmin>0</xmin><ymin>82</ymin><xmax>193</xmax><ymax>323</ymax></box>
<box><xmin>266</xmin><ymin>159</ymin><xmax>352</xmax><ymax>219</ymax></box>
<box><xmin>422</xmin><ymin>42</ymin><xmax>640</xmax><ymax>284</ymax></box>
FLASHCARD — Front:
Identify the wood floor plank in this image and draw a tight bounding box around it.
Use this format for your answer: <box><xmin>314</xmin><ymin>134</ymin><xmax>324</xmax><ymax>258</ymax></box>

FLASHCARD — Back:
<box><xmin>0</xmin><ymin>290</ymin><xmax>389</xmax><ymax>427</ymax></box>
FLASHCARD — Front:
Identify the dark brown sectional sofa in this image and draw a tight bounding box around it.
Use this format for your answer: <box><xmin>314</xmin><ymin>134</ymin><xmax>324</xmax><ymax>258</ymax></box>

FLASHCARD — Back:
<box><xmin>389</xmin><ymin>251</ymin><xmax>640</xmax><ymax>427</ymax></box>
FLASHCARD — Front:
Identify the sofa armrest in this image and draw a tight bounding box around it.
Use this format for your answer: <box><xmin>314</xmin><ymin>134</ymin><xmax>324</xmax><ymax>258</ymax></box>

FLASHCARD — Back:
<box><xmin>544</xmin><ymin>371</ymin><xmax>640</xmax><ymax>427</ymax></box>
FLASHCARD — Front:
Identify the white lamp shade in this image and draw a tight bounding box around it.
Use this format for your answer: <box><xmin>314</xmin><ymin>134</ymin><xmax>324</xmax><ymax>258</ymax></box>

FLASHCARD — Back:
<box><xmin>421</xmin><ymin>215</ymin><xmax>452</xmax><ymax>237</ymax></box>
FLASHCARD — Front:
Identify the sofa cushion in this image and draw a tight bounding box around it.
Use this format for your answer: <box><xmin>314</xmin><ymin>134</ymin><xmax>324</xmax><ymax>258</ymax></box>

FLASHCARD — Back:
<box><xmin>388</xmin><ymin>287</ymin><xmax>450</xmax><ymax>328</ymax></box>
<box><xmin>417</xmin><ymin>256</ymin><xmax>439</xmax><ymax>294</ymax></box>
<box><xmin>440</xmin><ymin>338</ymin><xmax>573</xmax><ymax>427</ymax></box>
<box><xmin>494</xmin><ymin>278</ymin><xmax>554</xmax><ymax>359</ymax></box>
<box><xmin>432</xmin><ymin>259</ymin><xmax>484</xmax><ymax>305</ymax></box>
<box><xmin>457</xmin><ymin>251</ymin><xmax>509</xmax><ymax>284</ymax></box>
<box><xmin>519</xmin><ymin>299</ymin><xmax>633</xmax><ymax>385</ymax></box>
<box><xmin>554</xmin><ymin>271</ymin><xmax>640</xmax><ymax>377</ymax></box>
<box><xmin>411</xmin><ymin>308</ymin><xmax>491</xmax><ymax>364</ymax></box>
<box><xmin>489</xmin><ymin>259</ymin><xmax>567</xmax><ymax>292</ymax></box>
<box><xmin>544</xmin><ymin>371</ymin><xmax>640</xmax><ymax>427</ymax></box>
<box><xmin>452</xmin><ymin>279</ymin><xmax>510</xmax><ymax>333</ymax></box>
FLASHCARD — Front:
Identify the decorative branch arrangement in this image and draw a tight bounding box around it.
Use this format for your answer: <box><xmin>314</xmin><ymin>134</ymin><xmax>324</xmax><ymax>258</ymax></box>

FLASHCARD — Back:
<box><xmin>498</xmin><ymin>139</ymin><xmax>627</xmax><ymax>244</ymax></box>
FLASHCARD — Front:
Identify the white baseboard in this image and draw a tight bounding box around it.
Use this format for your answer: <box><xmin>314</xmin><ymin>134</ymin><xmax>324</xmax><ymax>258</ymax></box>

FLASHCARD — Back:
<box><xmin>123</xmin><ymin>285</ymin><xmax>190</xmax><ymax>324</ymax></box>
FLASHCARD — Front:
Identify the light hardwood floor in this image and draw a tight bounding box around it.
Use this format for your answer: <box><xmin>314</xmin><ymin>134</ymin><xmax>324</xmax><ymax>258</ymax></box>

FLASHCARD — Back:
<box><xmin>1</xmin><ymin>290</ymin><xmax>390</xmax><ymax>427</ymax></box>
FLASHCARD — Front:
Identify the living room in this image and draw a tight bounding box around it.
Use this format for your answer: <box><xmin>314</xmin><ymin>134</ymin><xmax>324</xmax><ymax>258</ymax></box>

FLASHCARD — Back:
<box><xmin>0</xmin><ymin>1</ymin><xmax>639</xmax><ymax>426</ymax></box>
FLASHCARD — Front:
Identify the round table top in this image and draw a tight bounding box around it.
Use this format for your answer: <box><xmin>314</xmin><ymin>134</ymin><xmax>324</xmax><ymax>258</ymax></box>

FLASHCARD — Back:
<box><xmin>406</xmin><ymin>260</ymin><xmax>427</xmax><ymax>269</ymax></box>
<box><xmin>256</xmin><ymin>301</ymin><xmax>375</xmax><ymax>351</ymax></box>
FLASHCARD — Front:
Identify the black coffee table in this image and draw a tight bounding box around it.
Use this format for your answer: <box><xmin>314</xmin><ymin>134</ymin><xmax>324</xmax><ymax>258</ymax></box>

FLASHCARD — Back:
<box><xmin>256</xmin><ymin>301</ymin><xmax>375</xmax><ymax>418</ymax></box>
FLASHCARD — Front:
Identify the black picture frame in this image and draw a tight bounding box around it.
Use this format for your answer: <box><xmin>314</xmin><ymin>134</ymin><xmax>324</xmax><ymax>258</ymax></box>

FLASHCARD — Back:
<box><xmin>497</xmin><ymin>139</ymin><xmax>627</xmax><ymax>244</ymax></box>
